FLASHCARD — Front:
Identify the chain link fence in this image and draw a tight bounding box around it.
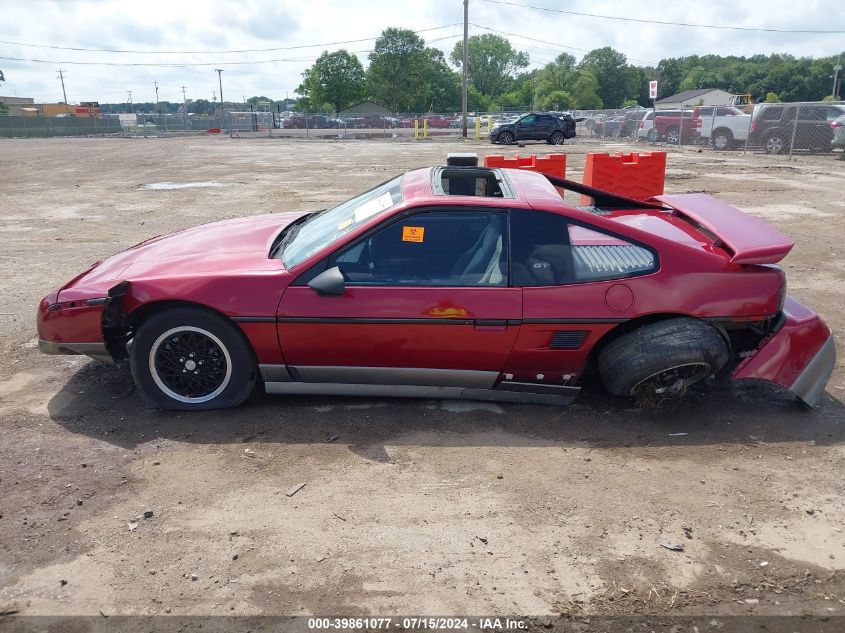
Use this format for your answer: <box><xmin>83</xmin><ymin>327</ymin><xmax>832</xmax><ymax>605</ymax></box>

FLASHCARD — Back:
<box><xmin>575</xmin><ymin>101</ymin><xmax>845</xmax><ymax>158</ymax></box>
<box><xmin>3</xmin><ymin>101</ymin><xmax>844</xmax><ymax>159</ymax></box>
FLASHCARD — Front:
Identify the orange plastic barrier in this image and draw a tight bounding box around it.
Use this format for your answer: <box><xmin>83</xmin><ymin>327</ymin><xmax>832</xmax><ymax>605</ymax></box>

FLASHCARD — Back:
<box><xmin>483</xmin><ymin>153</ymin><xmax>567</xmax><ymax>179</ymax></box>
<box><xmin>580</xmin><ymin>151</ymin><xmax>666</xmax><ymax>204</ymax></box>
<box><xmin>206</xmin><ymin>128</ymin><xmax>221</xmax><ymax>134</ymax></box>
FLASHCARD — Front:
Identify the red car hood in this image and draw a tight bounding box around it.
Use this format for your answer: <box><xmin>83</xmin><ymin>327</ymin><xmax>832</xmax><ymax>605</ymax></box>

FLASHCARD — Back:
<box><xmin>59</xmin><ymin>211</ymin><xmax>307</xmax><ymax>299</ymax></box>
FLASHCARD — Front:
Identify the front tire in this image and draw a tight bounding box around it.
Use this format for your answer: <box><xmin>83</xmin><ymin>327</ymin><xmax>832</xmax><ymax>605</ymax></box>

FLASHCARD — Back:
<box><xmin>549</xmin><ymin>131</ymin><xmax>565</xmax><ymax>145</ymax></box>
<box><xmin>129</xmin><ymin>307</ymin><xmax>257</xmax><ymax>411</ymax></box>
<box><xmin>598</xmin><ymin>318</ymin><xmax>729</xmax><ymax>401</ymax></box>
<box><xmin>498</xmin><ymin>131</ymin><xmax>514</xmax><ymax>145</ymax></box>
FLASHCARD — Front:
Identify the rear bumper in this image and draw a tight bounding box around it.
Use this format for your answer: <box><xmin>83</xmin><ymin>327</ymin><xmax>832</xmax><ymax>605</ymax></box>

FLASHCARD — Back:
<box><xmin>731</xmin><ymin>295</ymin><xmax>835</xmax><ymax>407</ymax></box>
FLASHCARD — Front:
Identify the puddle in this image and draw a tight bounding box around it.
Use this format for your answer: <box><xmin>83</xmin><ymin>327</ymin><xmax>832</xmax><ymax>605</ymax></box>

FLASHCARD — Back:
<box><xmin>139</xmin><ymin>181</ymin><xmax>233</xmax><ymax>191</ymax></box>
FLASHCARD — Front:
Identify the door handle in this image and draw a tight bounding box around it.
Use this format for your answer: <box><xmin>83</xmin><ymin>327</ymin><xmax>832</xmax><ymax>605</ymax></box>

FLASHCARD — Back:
<box><xmin>474</xmin><ymin>319</ymin><xmax>510</xmax><ymax>332</ymax></box>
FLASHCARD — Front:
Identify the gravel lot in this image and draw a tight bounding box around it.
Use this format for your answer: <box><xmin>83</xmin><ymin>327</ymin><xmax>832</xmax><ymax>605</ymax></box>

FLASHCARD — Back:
<box><xmin>1</xmin><ymin>136</ymin><xmax>844</xmax><ymax>621</ymax></box>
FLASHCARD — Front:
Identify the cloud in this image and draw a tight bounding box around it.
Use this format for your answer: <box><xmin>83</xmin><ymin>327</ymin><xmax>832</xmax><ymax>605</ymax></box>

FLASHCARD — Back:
<box><xmin>0</xmin><ymin>0</ymin><xmax>841</xmax><ymax>104</ymax></box>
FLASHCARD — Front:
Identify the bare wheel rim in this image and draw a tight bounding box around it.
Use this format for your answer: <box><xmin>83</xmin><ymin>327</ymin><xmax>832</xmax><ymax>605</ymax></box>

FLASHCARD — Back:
<box><xmin>630</xmin><ymin>362</ymin><xmax>711</xmax><ymax>397</ymax></box>
<box><xmin>766</xmin><ymin>135</ymin><xmax>784</xmax><ymax>153</ymax></box>
<box><xmin>149</xmin><ymin>326</ymin><xmax>232</xmax><ymax>404</ymax></box>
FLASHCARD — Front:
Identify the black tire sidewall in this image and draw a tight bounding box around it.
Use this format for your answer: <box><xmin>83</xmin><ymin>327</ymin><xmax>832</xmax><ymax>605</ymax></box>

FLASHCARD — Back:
<box><xmin>129</xmin><ymin>307</ymin><xmax>256</xmax><ymax>411</ymax></box>
<box><xmin>597</xmin><ymin>318</ymin><xmax>729</xmax><ymax>398</ymax></box>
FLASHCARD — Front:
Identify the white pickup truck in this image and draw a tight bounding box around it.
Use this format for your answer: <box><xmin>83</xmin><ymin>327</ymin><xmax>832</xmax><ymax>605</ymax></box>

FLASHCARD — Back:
<box><xmin>693</xmin><ymin>106</ymin><xmax>752</xmax><ymax>150</ymax></box>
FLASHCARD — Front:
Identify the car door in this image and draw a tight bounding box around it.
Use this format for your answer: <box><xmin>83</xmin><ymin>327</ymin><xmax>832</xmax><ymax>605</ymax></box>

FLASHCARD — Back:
<box><xmin>276</xmin><ymin>207</ymin><xmax>521</xmax><ymax>389</ymax></box>
<box><xmin>515</xmin><ymin>114</ymin><xmax>537</xmax><ymax>140</ymax></box>
<box><xmin>533</xmin><ymin>114</ymin><xmax>553</xmax><ymax>139</ymax></box>
<box><xmin>504</xmin><ymin>209</ymin><xmax>658</xmax><ymax>385</ymax></box>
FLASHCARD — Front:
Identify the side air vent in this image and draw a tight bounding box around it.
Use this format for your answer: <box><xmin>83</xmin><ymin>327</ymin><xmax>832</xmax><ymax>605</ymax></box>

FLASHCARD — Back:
<box><xmin>550</xmin><ymin>330</ymin><xmax>588</xmax><ymax>349</ymax></box>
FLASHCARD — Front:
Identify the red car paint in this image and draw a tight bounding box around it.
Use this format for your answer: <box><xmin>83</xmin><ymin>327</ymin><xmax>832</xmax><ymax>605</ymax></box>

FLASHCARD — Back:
<box><xmin>37</xmin><ymin>166</ymin><xmax>834</xmax><ymax>406</ymax></box>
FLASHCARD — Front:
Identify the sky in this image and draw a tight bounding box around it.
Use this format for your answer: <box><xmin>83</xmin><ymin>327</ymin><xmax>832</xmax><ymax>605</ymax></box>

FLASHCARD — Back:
<box><xmin>0</xmin><ymin>0</ymin><xmax>842</xmax><ymax>104</ymax></box>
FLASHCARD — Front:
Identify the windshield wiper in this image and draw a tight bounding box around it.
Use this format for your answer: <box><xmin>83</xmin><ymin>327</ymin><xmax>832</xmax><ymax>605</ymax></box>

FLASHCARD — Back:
<box><xmin>269</xmin><ymin>210</ymin><xmax>323</xmax><ymax>259</ymax></box>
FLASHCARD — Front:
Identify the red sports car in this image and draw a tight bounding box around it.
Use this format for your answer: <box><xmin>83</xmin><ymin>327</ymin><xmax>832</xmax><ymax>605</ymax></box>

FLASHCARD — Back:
<box><xmin>37</xmin><ymin>155</ymin><xmax>835</xmax><ymax>411</ymax></box>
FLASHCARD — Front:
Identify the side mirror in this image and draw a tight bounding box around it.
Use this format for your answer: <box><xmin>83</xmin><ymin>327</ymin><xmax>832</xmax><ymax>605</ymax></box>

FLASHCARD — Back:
<box><xmin>308</xmin><ymin>266</ymin><xmax>346</xmax><ymax>296</ymax></box>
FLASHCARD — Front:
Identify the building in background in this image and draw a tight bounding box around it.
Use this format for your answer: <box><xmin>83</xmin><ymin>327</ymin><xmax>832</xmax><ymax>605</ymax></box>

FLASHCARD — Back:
<box><xmin>655</xmin><ymin>89</ymin><xmax>734</xmax><ymax>110</ymax></box>
<box><xmin>0</xmin><ymin>96</ymin><xmax>36</xmax><ymax>116</ymax></box>
<box><xmin>339</xmin><ymin>100</ymin><xmax>390</xmax><ymax>116</ymax></box>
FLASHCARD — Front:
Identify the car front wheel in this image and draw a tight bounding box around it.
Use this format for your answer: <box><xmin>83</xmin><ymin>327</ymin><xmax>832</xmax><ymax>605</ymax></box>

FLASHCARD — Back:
<box><xmin>129</xmin><ymin>306</ymin><xmax>257</xmax><ymax>411</ymax></box>
<box><xmin>549</xmin><ymin>131</ymin><xmax>565</xmax><ymax>145</ymax></box>
<box><xmin>498</xmin><ymin>131</ymin><xmax>514</xmax><ymax>145</ymax></box>
<box><xmin>598</xmin><ymin>317</ymin><xmax>729</xmax><ymax>402</ymax></box>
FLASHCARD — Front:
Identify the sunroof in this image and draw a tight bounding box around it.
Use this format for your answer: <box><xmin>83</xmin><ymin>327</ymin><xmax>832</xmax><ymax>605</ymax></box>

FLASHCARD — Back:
<box><xmin>433</xmin><ymin>167</ymin><xmax>512</xmax><ymax>198</ymax></box>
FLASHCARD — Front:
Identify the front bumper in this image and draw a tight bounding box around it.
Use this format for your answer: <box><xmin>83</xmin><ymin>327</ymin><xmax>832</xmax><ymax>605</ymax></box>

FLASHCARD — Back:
<box><xmin>38</xmin><ymin>339</ymin><xmax>113</xmax><ymax>363</ymax></box>
<box><xmin>731</xmin><ymin>295</ymin><xmax>835</xmax><ymax>407</ymax></box>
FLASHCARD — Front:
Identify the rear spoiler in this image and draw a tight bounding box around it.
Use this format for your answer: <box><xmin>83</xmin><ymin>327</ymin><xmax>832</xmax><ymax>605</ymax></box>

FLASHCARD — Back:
<box><xmin>653</xmin><ymin>193</ymin><xmax>793</xmax><ymax>264</ymax></box>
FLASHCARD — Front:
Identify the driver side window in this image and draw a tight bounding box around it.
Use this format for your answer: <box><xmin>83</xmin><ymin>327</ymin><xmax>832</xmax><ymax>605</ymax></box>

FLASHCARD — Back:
<box><xmin>332</xmin><ymin>210</ymin><xmax>508</xmax><ymax>287</ymax></box>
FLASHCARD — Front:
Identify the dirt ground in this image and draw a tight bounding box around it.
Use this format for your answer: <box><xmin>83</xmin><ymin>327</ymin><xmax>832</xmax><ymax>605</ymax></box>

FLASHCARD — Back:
<box><xmin>1</xmin><ymin>136</ymin><xmax>844</xmax><ymax>622</ymax></box>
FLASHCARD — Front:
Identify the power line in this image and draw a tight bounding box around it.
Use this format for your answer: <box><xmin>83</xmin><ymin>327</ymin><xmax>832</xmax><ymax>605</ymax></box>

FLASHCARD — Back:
<box><xmin>471</xmin><ymin>23</ymin><xmax>659</xmax><ymax>65</ymax></box>
<box><xmin>0</xmin><ymin>34</ymin><xmax>464</xmax><ymax>68</ymax></box>
<box><xmin>478</xmin><ymin>0</ymin><xmax>845</xmax><ymax>34</ymax></box>
<box><xmin>0</xmin><ymin>24</ymin><xmax>461</xmax><ymax>55</ymax></box>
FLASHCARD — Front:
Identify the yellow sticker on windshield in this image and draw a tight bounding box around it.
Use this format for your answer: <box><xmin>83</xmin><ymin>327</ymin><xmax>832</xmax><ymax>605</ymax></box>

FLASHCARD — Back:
<box><xmin>402</xmin><ymin>226</ymin><xmax>425</xmax><ymax>243</ymax></box>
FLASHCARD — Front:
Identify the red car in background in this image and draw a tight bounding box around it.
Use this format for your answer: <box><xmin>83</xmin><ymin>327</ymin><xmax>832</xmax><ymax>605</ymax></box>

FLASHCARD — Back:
<box><xmin>38</xmin><ymin>157</ymin><xmax>835</xmax><ymax>411</ymax></box>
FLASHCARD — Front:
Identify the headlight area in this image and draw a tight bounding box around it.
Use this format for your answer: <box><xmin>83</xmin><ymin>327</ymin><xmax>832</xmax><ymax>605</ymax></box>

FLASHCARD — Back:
<box><xmin>37</xmin><ymin>294</ymin><xmax>112</xmax><ymax>363</ymax></box>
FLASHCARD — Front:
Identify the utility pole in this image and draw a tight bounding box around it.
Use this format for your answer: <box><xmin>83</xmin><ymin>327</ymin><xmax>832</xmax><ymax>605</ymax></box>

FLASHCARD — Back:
<box><xmin>461</xmin><ymin>0</ymin><xmax>469</xmax><ymax>139</ymax></box>
<box><xmin>834</xmin><ymin>55</ymin><xmax>842</xmax><ymax>100</ymax></box>
<box><xmin>181</xmin><ymin>85</ymin><xmax>188</xmax><ymax>123</ymax></box>
<box><xmin>214</xmin><ymin>69</ymin><xmax>225</xmax><ymax>113</ymax></box>
<box><xmin>154</xmin><ymin>80</ymin><xmax>159</xmax><ymax>109</ymax></box>
<box><xmin>57</xmin><ymin>69</ymin><xmax>68</xmax><ymax>105</ymax></box>
<box><xmin>127</xmin><ymin>90</ymin><xmax>133</xmax><ymax>113</ymax></box>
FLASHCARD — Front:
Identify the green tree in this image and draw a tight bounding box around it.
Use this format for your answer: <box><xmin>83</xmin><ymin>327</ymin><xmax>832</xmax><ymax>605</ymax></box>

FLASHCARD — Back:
<box><xmin>537</xmin><ymin>90</ymin><xmax>574</xmax><ymax>111</ymax></box>
<box><xmin>578</xmin><ymin>47</ymin><xmax>634</xmax><ymax>109</ymax></box>
<box><xmin>367</xmin><ymin>28</ymin><xmax>433</xmax><ymax>112</ymax></box>
<box><xmin>571</xmin><ymin>71</ymin><xmax>603</xmax><ymax>109</ymax></box>
<box><xmin>533</xmin><ymin>53</ymin><xmax>576</xmax><ymax>109</ymax></box>
<box><xmin>0</xmin><ymin>69</ymin><xmax>7</xmax><ymax>114</ymax></box>
<box><xmin>450</xmin><ymin>34</ymin><xmax>529</xmax><ymax>99</ymax></box>
<box><xmin>765</xmin><ymin>92</ymin><xmax>780</xmax><ymax>102</ymax></box>
<box><xmin>420</xmin><ymin>48</ymin><xmax>461</xmax><ymax>112</ymax></box>
<box><xmin>297</xmin><ymin>50</ymin><xmax>366</xmax><ymax>114</ymax></box>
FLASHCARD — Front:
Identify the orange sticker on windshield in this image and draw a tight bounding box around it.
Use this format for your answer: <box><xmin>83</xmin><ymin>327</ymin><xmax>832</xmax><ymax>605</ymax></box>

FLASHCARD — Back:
<box><xmin>402</xmin><ymin>226</ymin><xmax>425</xmax><ymax>243</ymax></box>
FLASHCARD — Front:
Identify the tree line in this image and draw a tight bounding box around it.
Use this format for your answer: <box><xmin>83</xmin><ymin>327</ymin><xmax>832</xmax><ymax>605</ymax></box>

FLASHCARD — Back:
<box><xmin>294</xmin><ymin>28</ymin><xmax>843</xmax><ymax>113</ymax></box>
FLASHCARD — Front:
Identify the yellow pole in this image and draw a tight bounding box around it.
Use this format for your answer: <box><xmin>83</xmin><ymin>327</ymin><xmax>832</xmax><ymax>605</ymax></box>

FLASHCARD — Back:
<box><xmin>475</xmin><ymin>116</ymin><xmax>481</xmax><ymax>140</ymax></box>
<box><xmin>423</xmin><ymin>118</ymin><xmax>428</xmax><ymax>139</ymax></box>
<box><xmin>413</xmin><ymin>118</ymin><xmax>419</xmax><ymax>140</ymax></box>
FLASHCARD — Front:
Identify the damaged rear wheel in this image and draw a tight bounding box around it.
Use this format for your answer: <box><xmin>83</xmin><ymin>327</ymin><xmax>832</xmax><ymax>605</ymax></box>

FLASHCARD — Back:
<box><xmin>598</xmin><ymin>317</ymin><xmax>729</xmax><ymax>403</ymax></box>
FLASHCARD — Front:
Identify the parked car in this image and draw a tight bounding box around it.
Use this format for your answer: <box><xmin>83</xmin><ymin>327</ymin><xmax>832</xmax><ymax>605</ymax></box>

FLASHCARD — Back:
<box><xmin>692</xmin><ymin>106</ymin><xmax>750</xmax><ymax>150</ymax></box>
<box><xmin>653</xmin><ymin>113</ymin><xmax>698</xmax><ymax>144</ymax></box>
<box><xmin>748</xmin><ymin>103</ymin><xmax>845</xmax><ymax>154</ymax></box>
<box><xmin>490</xmin><ymin>112</ymin><xmax>577</xmax><ymax>145</ymax></box>
<box><xmin>832</xmin><ymin>113</ymin><xmax>845</xmax><ymax>152</ymax></box>
<box><xmin>38</xmin><ymin>156</ymin><xmax>834</xmax><ymax>411</ymax></box>
<box><xmin>348</xmin><ymin>115</ymin><xmax>397</xmax><ymax>129</ymax></box>
<box><xmin>636</xmin><ymin>109</ymin><xmax>686</xmax><ymax>142</ymax></box>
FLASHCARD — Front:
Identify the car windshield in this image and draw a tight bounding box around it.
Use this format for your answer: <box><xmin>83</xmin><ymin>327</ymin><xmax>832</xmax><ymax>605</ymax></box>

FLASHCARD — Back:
<box><xmin>281</xmin><ymin>176</ymin><xmax>403</xmax><ymax>268</ymax></box>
